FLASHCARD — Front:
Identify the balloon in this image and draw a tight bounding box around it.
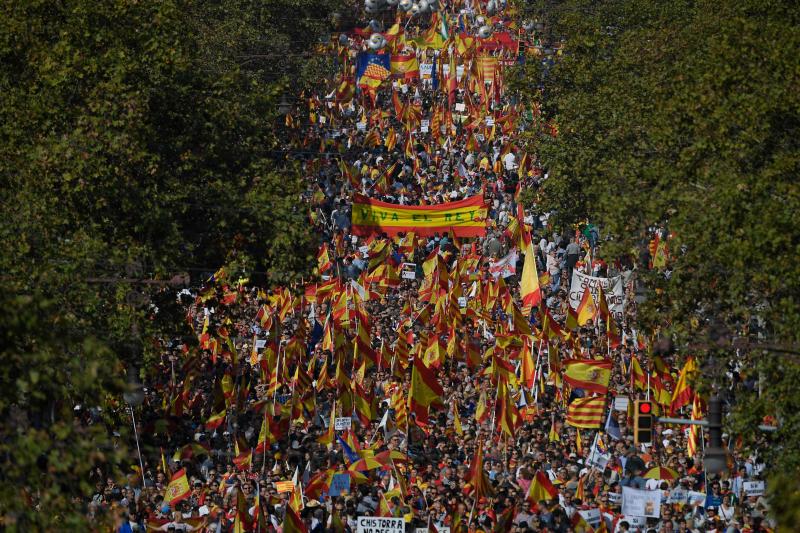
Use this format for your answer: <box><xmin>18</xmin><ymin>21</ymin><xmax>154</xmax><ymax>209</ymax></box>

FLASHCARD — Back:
<box><xmin>368</xmin><ymin>19</ymin><xmax>383</xmax><ymax>32</ymax></box>
<box><xmin>410</xmin><ymin>3</ymin><xmax>421</xmax><ymax>15</ymax></box>
<box><xmin>385</xmin><ymin>0</ymin><xmax>399</xmax><ymax>4</ymax></box>
<box><xmin>477</xmin><ymin>25</ymin><xmax>493</xmax><ymax>39</ymax></box>
<box><xmin>418</xmin><ymin>0</ymin><xmax>430</xmax><ymax>12</ymax></box>
<box><xmin>486</xmin><ymin>1</ymin><xmax>496</xmax><ymax>15</ymax></box>
<box><xmin>398</xmin><ymin>0</ymin><xmax>413</xmax><ymax>12</ymax></box>
<box><xmin>368</xmin><ymin>33</ymin><xmax>386</xmax><ymax>50</ymax></box>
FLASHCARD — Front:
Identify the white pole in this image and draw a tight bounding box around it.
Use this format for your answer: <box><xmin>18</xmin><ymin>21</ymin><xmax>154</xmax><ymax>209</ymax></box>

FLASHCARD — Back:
<box><xmin>129</xmin><ymin>406</ymin><xmax>146</xmax><ymax>490</ymax></box>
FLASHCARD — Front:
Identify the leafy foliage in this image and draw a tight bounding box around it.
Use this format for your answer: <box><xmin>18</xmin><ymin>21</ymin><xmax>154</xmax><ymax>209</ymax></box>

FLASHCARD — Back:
<box><xmin>514</xmin><ymin>0</ymin><xmax>800</xmax><ymax>522</ymax></box>
<box><xmin>0</xmin><ymin>0</ymin><xmax>337</xmax><ymax>526</ymax></box>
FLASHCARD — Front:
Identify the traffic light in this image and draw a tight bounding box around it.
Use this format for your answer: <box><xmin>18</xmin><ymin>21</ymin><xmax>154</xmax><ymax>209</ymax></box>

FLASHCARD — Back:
<box><xmin>634</xmin><ymin>400</ymin><xmax>654</xmax><ymax>445</ymax></box>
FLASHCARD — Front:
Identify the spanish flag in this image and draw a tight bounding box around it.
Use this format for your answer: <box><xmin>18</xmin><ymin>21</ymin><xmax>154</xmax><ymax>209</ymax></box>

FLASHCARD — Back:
<box><xmin>527</xmin><ymin>471</ymin><xmax>558</xmax><ymax>503</ymax></box>
<box><xmin>283</xmin><ymin>504</ymin><xmax>309</xmax><ymax>533</ymax></box>
<box><xmin>408</xmin><ymin>356</ymin><xmax>443</xmax><ymax>415</ymax></box>
<box><xmin>671</xmin><ymin>356</ymin><xmax>698</xmax><ymax>412</ymax></box>
<box><xmin>468</xmin><ymin>440</ymin><xmax>494</xmax><ymax>499</ymax></box>
<box><xmin>563</xmin><ymin>358</ymin><xmax>612</xmax><ymax>394</ymax></box>
<box><xmin>317</xmin><ymin>243</ymin><xmax>333</xmax><ymax>273</ymax></box>
<box><xmin>390</xmin><ymin>53</ymin><xmax>420</xmax><ymax>79</ymax></box>
<box><xmin>575</xmin><ymin>286</ymin><xmax>598</xmax><ymax>326</ymax></box>
<box><xmin>566</xmin><ymin>396</ymin><xmax>606</xmax><ymax>429</ymax></box>
<box><xmin>519</xmin><ymin>242</ymin><xmax>542</xmax><ymax>315</ymax></box>
<box><xmin>164</xmin><ymin>468</ymin><xmax>191</xmax><ymax>506</ymax></box>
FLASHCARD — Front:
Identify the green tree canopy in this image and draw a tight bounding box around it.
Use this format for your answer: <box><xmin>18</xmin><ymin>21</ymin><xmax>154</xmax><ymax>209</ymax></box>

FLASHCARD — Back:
<box><xmin>0</xmin><ymin>0</ymin><xmax>340</xmax><ymax>527</ymax></box>
<box><xmin>514</xmin><ymin>0</ymin><xmax>800</xmax><ymax>522</ymax></box>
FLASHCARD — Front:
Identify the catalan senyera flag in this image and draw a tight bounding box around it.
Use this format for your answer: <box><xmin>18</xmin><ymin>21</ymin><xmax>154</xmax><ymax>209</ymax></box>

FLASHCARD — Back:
<box><xmin>477</xmin><ymin>55</ymin><xmax>499</xmax><ymax>81</ymax></box>
<box><xmin>563</xmin><ymin>358</ymin><xmax>612</xmax><ymax>394</ymax></box>
<box><xmin>351</xmin><ymin>193</ymin><xmax>487</xmax><ymax>237</ymax></box>
<box><xmin>527</xmin><ymin>471</ymin><xmax>558</xmax><ymax>503</ymax></box>
<box><xmin>566</xmin><ymin>396</ymin><xmax>606</xmax><ymax>429</ymax></box>
<box><xmin>630</xmin><ymin>355</ymin><xmax>647</xmax><ymax>390</ymax></box>
<box><xmin>390</xmin><ymin>53</ymin><xmax>420</xmax><ymax>79</ymax></box>
<box><xmin>671</xmin><ymin>356</ymin><xmax>698</xmax><ymax>412</ymax></box>
<box><xmin>164</xmin><ymin>468</ymin><xmax>191</xmax><ymax>506</ymax></box>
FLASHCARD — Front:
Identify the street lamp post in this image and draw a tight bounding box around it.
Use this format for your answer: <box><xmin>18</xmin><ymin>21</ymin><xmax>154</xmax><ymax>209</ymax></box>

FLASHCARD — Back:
<box><xmin>123</xmin><ymin>369</ymin><xmax>146</xmax><ymax>489</ymax></box>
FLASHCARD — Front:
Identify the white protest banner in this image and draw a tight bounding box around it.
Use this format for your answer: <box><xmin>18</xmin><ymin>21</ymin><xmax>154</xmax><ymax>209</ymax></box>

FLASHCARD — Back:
<box><xmin>579</xmin><ymin>508</ymin><xmax>601</xmax><ymax>527</ymax></box>
<box><xmin>621</xmin><ymin>486</ymin><xmax>661</xmax><ymax>518</ymax></box>
<box><xmin>357</xmin><ymin>517</ymin><xmax>404</xmax><ymax>533</ymax></box>
<box><xmin>455</xmin><ymin>102</ymin><xmax>466</xmax><ymax>112</ymax></box>
<box><xmin>614</xmin><ymin>396</ymin><xmax>630</xmax><ymax>412</ymax></box>
<box><xmin>587</xmin><ymin>442</ymin><xmax>611</xmax><ymax>471</ymax></box>
<box><xmin>744</xmin><ymin>481</ymin><xmax>765</xmax><ymax>497</ymax></box>
<box><xmin>334</xmin><ymin>417</ymin><xmax>352</xmax><ymax>430</ymax></box>
<box><xmin>569</xmin><ymin>271</ymin><xmax>626</xmax><ymax>322</ymax></box>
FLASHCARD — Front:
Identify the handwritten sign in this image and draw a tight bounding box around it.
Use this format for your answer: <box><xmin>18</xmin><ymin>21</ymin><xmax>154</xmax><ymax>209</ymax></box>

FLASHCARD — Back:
<box><xmin>357</xmin><ymin>517</ymin><xmax>404</xmax><ymax>533</ymax></box>
<box><xmin>329</xmin><ymin>473</ymin><xmax>351</xmax><ymax>497</ymax></box>
<box><xmin>744</xmin><ymin>481</ymin><xmax>765</xmax><ymax>497</ymax></box>
<box><xmin>334</xmin><ymin>417</ymin><xmax>352</xmax><ymax>430</ymax></box>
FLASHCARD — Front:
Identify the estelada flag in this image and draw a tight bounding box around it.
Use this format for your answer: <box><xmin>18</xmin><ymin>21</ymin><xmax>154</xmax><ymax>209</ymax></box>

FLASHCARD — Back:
<box><xmin>566</xmin><ymin>396</ymin><xmax>606</xmax><ymax>429</ymax></box>
<box><xmin>563</xmin><ymin>358</ymin><xmax>612</xmax><ymax>394</ymax></box>
<box><xmin>164</xmin><ymin>468</ymin><xmax>191</xmax><ymax>506</ymax></box>
<box><xmin>527</xmin><ymin>471</ymin><xmax>558</xmax><ymax>503</ymax></box>
<box><xmin>391</xmin><ymin>53</ymin><xmax>420</xmax><ymax>79</ymax></box>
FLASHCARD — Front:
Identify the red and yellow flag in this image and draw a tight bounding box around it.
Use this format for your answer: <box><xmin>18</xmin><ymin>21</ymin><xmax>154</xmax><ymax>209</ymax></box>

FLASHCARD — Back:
<box><xmin>527</xmin><ymin>471</ymin><xmax>558</xmax><ymax>503</ymax></box>
<box><xmin>566</xmin><ymin>396</ymin><xmax>606</xmax><ymax>429</ymax></box>
<box><xmin>671</xmin><ymin>357</ymin><xmax>698</xmax><ymax>412</ymax></box>
<box><xmin>164</xmin><ymin>468</ymin><xmax>191</xmax><ymax>506</ymax></box>
<box><xmin>563</xmin><ymin>359</ymin><xmax>612</xmax><ymax>394</ymax></box>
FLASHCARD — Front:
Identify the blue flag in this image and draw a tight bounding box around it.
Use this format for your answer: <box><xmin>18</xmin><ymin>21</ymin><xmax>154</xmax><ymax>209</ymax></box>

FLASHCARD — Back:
<box><xmin>605</xmin><ymin>408</ymin><xmax>622</xmax><ymax>440</ymax></box>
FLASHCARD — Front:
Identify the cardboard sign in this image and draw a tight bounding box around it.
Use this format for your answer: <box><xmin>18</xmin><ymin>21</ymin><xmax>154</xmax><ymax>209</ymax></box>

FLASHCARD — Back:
<box><xmin>455</xmin><ymin>103</ymin><xmax>466</xmax><ymax>112</ymax></box>
<box><xmin>329</xmin><ymin>473</ymin><xmax>351</xmax><ymax>497</ymax></box>
<box><xmin>621</xmin><ymin>486</ymin><xmax>661</xmax><ymax>518</ymax></box>
<box><xmin>357</xmin><ymin>517</ymin><xmax>404</xmax><ymax>533</ymax></box>
<box><xmin>614</xmin><ymin>396</ymin><xmax>629</xmax><ymax>412</ymax></box>
<box><xmin>334</xmin><ymin>417</ymin><xmax>352</xmax><ymax>430</ymax></box>
<box><xmin>743</xmin><ymin>481</ymin><xmax>765</xmax><ymax>497</ymax></box>
<box><xmin>255</xmin><ymin>339</ymin><xmax>267</xmax><ymax>349</ymax></box>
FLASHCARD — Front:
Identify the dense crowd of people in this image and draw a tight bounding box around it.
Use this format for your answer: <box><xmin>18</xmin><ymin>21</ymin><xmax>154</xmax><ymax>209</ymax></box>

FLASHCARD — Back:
<box><xmin>98</xmin><ymin>3</ymin><xmax>773</xmax><ymax>532</ymax></box>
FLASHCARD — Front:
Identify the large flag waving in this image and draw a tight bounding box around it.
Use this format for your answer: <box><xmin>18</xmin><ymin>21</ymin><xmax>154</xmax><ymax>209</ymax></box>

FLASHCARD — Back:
<box><xmin>408</xmin><ymin>356</ymin><xmax>444</xmax><ymax>416</ymax></box>
<box><xmin>527</xmin><ymin>470</ymin><xmax>558</xmax><ymax>503</ymax></box>
<box><xmin>671</xmin><ymin>357</ymin><xmax>698</xmax><ymax>412</ymax></box>
<box><xmin>563</xmin><ymin>358</ymin><xmax>612</xmax><ymax>394</ymax></box>
<box><xmin>164</xmin><ymin>468</ymin><xmax>191</xmax><ymax>506</ymax></box>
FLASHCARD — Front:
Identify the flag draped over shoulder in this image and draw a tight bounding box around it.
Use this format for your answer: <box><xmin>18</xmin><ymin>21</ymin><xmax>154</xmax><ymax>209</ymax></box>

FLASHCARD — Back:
<box><xmin>563</xmin><ymin>359</ymin><xmax>612</xmax><ymax>394</ymax></box>
<box><xmin>566</xmin><ymin>396</ymin><xmax>606</xmax><ymax>429</ymax></box>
